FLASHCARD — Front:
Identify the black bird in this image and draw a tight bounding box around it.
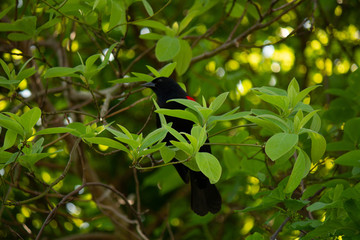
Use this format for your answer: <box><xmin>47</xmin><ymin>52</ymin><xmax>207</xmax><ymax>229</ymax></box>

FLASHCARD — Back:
<box><xmin>142</xmin><ymin>77</ymin><xmax>221</xmax><ymax>216</ymax></box>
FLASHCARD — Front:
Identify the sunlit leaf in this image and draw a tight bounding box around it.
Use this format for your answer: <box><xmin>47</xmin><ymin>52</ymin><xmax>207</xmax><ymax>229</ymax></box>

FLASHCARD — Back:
<box><xmin>155</xmin><ymin>36</ymin><xmax>180</xmax><ymax>62</ymax></box>
<box><xmin>195</xmin><ymin>152</ymin><xmax>222</xmax><ymax>184</ymax></box>
<box><xmin>265</xmin><ymin>133</ymin><xmax>298</xmax><ymax>161</ymax></box>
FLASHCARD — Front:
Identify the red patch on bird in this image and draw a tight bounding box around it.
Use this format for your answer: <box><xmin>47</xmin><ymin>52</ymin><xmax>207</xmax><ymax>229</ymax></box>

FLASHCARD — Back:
<box><xmin>186</xmin><ymin>96</ymin><xmax>196</xmax><ymax>101</ymax></box>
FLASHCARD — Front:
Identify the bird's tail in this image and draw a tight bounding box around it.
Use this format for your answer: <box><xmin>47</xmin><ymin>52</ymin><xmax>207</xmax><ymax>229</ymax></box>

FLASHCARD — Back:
<box><xmin>190</xmin><ymin>170</ymin><xmax>221</xmax><ymax>216</ymax></box>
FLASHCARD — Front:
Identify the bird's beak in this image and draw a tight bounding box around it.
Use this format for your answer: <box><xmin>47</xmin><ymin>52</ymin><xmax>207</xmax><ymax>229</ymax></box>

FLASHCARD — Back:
<box><xmin>141</xmin><ymin>82</ymin><xmax>155</xmax><ymax>88</ymax></box>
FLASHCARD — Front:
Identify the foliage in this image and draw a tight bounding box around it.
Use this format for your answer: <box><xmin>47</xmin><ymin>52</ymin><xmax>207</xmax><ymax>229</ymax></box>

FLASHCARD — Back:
<box><xmin>1</xmin><ymin>0</ymin><xmax>360</xmax><ymax>239</ymax></box>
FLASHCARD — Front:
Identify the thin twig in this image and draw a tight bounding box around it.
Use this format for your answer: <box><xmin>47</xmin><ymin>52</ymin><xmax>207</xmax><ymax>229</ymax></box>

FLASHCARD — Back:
<box><xmin>270</xmin><ymin>217</ymin><xmax>290</xmax><ymax>240</ymax></box>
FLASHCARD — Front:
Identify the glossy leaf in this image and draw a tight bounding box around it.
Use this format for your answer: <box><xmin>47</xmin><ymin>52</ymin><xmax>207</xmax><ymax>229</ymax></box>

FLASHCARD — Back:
<box><xmin>195</xmin><ymin>152</ymin><xmax>222</xmax><ymax>184</ymax></box>
<box><xmin>285</xmin><ymin>149</ymin><xmax>311</xmax><ymax>193</ymax></box>
<box><xmin>160</xmin><ymin>146</ymin><xmax>176</xmax><ymax>163</ymax></box>
<box><xmin>155</xmin><ymin>109</ymin><xmax>199</xmax><ymax>124</ymax></box>
<box><xmin>335</xmin><ymin>150</ymin><xmax>360</xmax><ymax>167</ymax></box>
<box><xmin>155</xmin><ymin>36</ymin><xmax>180</xmax><ymax>62</ymax></box>
<box><xmin>85</xmin><ymin>137</ymin><xmax>129</xmax><ymax>153</ymax></box>
<box><xmin>44</xmin><ymin>67</ymin><xmax>80</xmax><ymax>78</ymax></box>
<box><xmin>159</xmin><ymin>62</ymin><xmax>177</xmax><ymax>77</ymax></box>
<box><xmin>20</xmin><ymin>107</ymin><xmax>41</xmax><ymax>135</ymax></box>
<box><xmin>209</xmin><ymin>92</ymin><xmax>229</xmax><ymax>113</ymax></box>
<box><xmin>174</xmin><ymin>40</ymin><xmax>192</xmax><ymax>75</ymax></box>
<box><xmin>142</xmin><ymin>0</ymin><xmax>154</xmax><ymax>16</ymax></box>
<box><xmin>265</xmin><ymin>133</ymin><xmax>298</xmax><ymax>161</ymax></box>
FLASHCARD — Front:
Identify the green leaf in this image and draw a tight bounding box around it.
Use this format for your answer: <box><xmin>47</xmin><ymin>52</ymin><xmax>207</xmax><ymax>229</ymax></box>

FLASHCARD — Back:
<box><xmin>16</xmin><ymin>67</ymin><xmax>36</xmax><ymax>81</ymax></box>
<box><xmin>307</xmin><ymin>131</ymin><xmax>326</xmax><ymax>163</ymax></box>
<box><xmin>153</xmin><ymin>99</ymin><xmax>167</xmax><ymax>126</ymax></box>
<box><xmin>191</xmin><ymin>125</ymin><xmax>207</xmax><ymax>148</ymax></box>
<box><xmin>209</xmin><ymin>92</ymin><xmax>229</xmax><ymax>113</ymax></box>
<box><xmin>310</xmin><ymin>112</ymin><xmax>321</xmax><ymax>132</ymax></box>
<box><xmin>140</xmin><ymin>33</ymin><xmax>163</xmax><ymax>40</ymax></box>
<box><xmin>299</xmin><ymin>110</ymin><xmax>320</xmax><ymax>129</ymax></box>
<box><xmin>67</xmin><ymin>122</ymin><xmax>87</xmax><ymax>134</ymax></box>
<box><xmin>0</xmin><ymin>16</ymin><xmax>36</xmax><ymax>35</ymax></box>
<box><xmin>163</xmin><ymin>125</ymin><xmax>187</xmax><ymax>143</ymax></box>
<box><xmin>168</xmin><ymin>98</ymin><xmax>202</xmax><ymax>112</ymax></box>
<box><xmin>306</xmin><ymin>201</ymin><xmax>337</xmax><ymax>212</ymax></box>
<box><xmin>183</xmin><ymin>133</ymin><xmax>198</xmax><ymax>151</ymax></box>
<box><xmin>244</xmin><ymin>116</ymin><xmax>283</xmax><ymax>134</ymax></box>
<box><xmin>287</xmin><ymin>78</ymin><xmax>300</xmax><ymax>94</ymax></box>
<box><xmin>287</xmin><ymin>78</ymin><xmax>300</xmax><ymax>107</ymax></box>
<box><xmin>245</xmin><ymin>232</ymin><xmax>264</xmax><ymax>240</ymax></box>
<box><xmin>146</xmin><ymin>65</ymin><xmax>160</xmax><ymax>77</ymax></box>
<box><xmin>170</xmin><ymin>141</ymin><xmax>193</xmax><ymax>155</ymax></box>
<box><xmin>141</xmin><ymin>128</ymin><xmax>168</xmax><ymax>150</ymax></box>
<box><xmin>252</xmin><ymin>86</ymin><xmax>287</xmax><ymax>96</ymax></box>
<box><xmin>208</xmin><ymin>110</ymin><xmax>250</xmax><ymax>125</ymax></box>
<box><xmin>284</xmin><ymin>199</ymin><xmax>310</xmax><ymax>211</ymax></box>
<box><xmin>0</xmin><ymin>117</ymin><xmax>24</xmax><ymax>136</ymax></box>
<box><xmin>32</xmin><ymin>138</ymin><xmax>44</xmax><ymax>153</ymax></box>
<box><xmin>196</xmin><ymin>106</ymin><xmax>213</xmax><ymax>123</ymax></box>
<box><xmin>115</xmin><ymin>137</ymin><xmax>139</xmax><ymax>150</ymax></box>
<box><xmin>301</xmin><ymin>184</ymin><xmax>323</xmax><ymax>200</ymax></box>
<box><xmin>44</xmin><ymin>67</ymin><xmax>80</xmax><ymax>78</ymax></box>
<box><xmin>0</xmin><ymin>78</ymin><xmax>21</xmax><ymax>86</ymax></box>
<box><xmin>265</xmin><ymin>133</ymin><xmax>298</xmax><ymax>161</ymax></box>
<box><xmin>335</xmin><ymin>150</ymin><xmax>360</xmax><ymax>167</ymax></box>
<box><xmin>294</xmin><ymin>85</ymin><xmax>320</xmax><ymax>106</ymax></box>
<box><xmin>18</xmin><ymin>16</ymin><xmax>37</xmax><ymax>35</ymax></box>
<box><xmin>294</xmin><ymin>109</ymin><xmax>303</xmax><ymax>133</ymax></box>
<box><xmin>0</xmin><ymin>59</ymin><xmax>10</xmax><ymax>77</ymax></box>
<box><xmin>141</xmin><ymin>142</ymin><xmax>166</xmax><ymax>156</ymax></box>
<box><xmin>109</xmin><ymin>1</ymin><xmax>127</xmax><ymax>34</ymax></box>
<box><xmin>155</xmin><ymin>36</ymin><xmax>180</xmax><ymax>62</ymax></box>
<box><xmin>0</xmin><ymin>4</ymin><xmax>14</xmax><ymax>20</ymax></box>
<box><xmin>84</xmin><ymin>137</ymin><xmax>129</xmax><ymax>152</ymax></box>
<box><xmin>133</xmin><ymin>20</ymin><xmax>168</xmax><ymax>31</ymax></box>
<box><xmin>132</xmin><ymin>72</ymin><xmax>154</xmax><ymax>82</ymax></box>
<box><xmin>159</xmin><ymin>62</ymin><xmax>177</xmax><ymax>77</ymax></box>
<box><xmin>98</xmin><ymin>43</ymin><xmax>118</xmax><ymax>70</ymax></box>
<box><xmin>1</xmin><ymin>130</ymin><xmax>17</xmax><ymax>151</ymax></box>
<box><xmin>174</xmin><ymin>40</ymin><xmax>192</xmax><ymax>75</ymax></box>
<box><xmin>85</xmin><ymin>54</ymin><xmax>101</xmax><ymax>73</ymax></box>
<box><xmin>19</xmin><ymin>152</ymin><xmax>61</xmax><ymax>168</ymax></box>
<box><xmin>290</xmin><ymin>220</ymin><xmax>322</xmax><ymax>231</ymax></box>
<box><xmin>179</xmin><ymin>10</ymin><xmax>199</xmax><ymax>33</ymax></box>
<box><xmin>20</xmin><ymin>107</ymin><xmax>41</xmax><ymax>135</ymax></box>
<box><xmin>0</xmin><ymin>151</ymin><xmax>14</xmax><ymax>167</ymax></box>
<box><xmin>257</xmin><ymin>114</ymin><xmax>289</xmax><ymax>132</ymax></box>
<box><xmin>8</xmin><ymin>32</ymin><xmax>31</xmax><ymax>41</ymax></box>
<box><xmin>284</xmin><ymin>149</ymin><xmax>311</xmax><ymax>193</ymax></box>
<box><xmin>344</xmin><ymin>199</ymin><xmax>360</xmax><ymax>227</ymax></box>
<box><xmin>117</xmin><ymin>124</ymin><xmax>133</xmax><ymax>139</ymax></box>
<box><xmin>257</xmin><ymin>94</ymin><xmax>289</xmax><ymax>112</ymax></box>
<box><xmin>110</xmin><ymin>77</ymin><xmax>142</xmax><ymax>84</ymax></box>
<box><xmin>160</xmin><ymin>146</ymin><xmax>176</xmax><ymax>163</ymax></box>
<box><xmin>36</xmin><ymin>17</ymin><xmax>61</xmax><ymax>34</ymax></box>
<box><xmin>327</xmin><ymin>140</ymin><xmax>354</xmax><ymax>152</ymax></box>
<box><xmin>35</xmin><ymin>127</ymin><xmax>77</xmax><ymax>135</ymax></box>
<box><xmin>155</xmin><ymin>109</ymin><xmax>199</xmax><ymax>124</ymax></box>
<box><xmin>275</xmin><ymin>146</ymin><xmax>296</xmax><ymax>163</ymax></box>
<box><xmin>225</xmin><ymin>2</ymin><xmax>245</xmax><ymax>18</ymax></box>
<box><xmin>142</xmin><ymin>0</ymin><xmax>154</xmax><ymax>16</ymax></box>
<box><xmin>344</xmin><ymin>118</ymin><xmax>360</xmax><ymax>145</ymax></box>
<box><xmin>195</xmin><ymin>152</ymin><xmax>222</xmax><ymax>184</ymax></box>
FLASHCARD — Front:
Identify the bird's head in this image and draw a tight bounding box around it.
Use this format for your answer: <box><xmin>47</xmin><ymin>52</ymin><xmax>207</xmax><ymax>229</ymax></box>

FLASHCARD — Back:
<box><xmin>141</xmin><ymin>77</ymin><xmax>187</xmax><ymax>100</ymax></box>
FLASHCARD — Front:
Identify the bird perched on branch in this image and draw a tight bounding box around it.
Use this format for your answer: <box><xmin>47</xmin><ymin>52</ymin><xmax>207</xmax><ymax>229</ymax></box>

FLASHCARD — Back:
<box><xmin>142</xmin><ymin>77</ymin><xmax>221</xmax><ymax>216</ymax></box>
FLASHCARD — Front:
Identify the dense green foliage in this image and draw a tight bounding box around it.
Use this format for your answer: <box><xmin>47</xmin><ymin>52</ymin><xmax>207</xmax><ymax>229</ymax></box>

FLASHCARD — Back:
<box><xmin>1</xmin><ymin>0</ymin><xmax>360</xmax><ymax>239</ymax></box>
